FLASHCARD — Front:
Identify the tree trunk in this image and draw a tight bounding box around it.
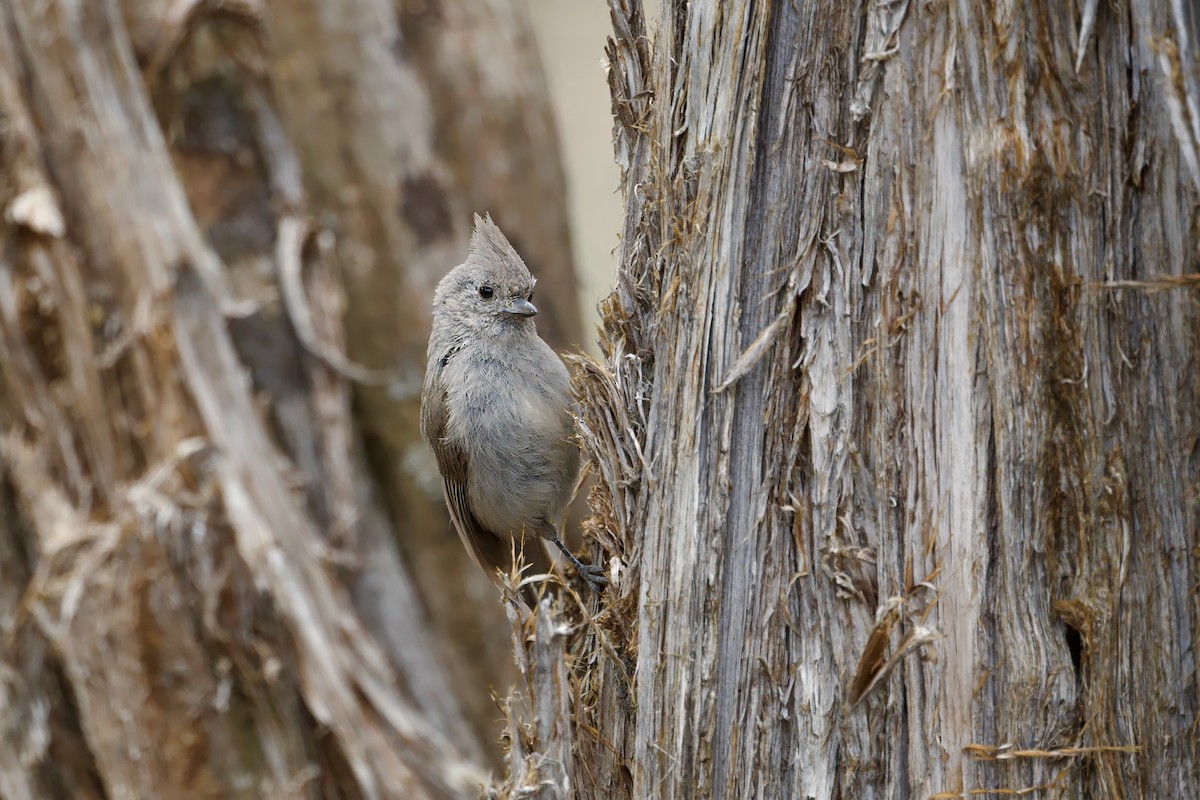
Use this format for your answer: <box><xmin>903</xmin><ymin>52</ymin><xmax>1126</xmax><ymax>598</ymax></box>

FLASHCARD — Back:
<box><xmin>0</xmin><ymin>0</ymin><xmax>580</xmax><ymax>796</ymax></box>
<box><xmin>503</xmin><ymin>1</ymin><xmax>1200</xmax><ymax>798</ymax></box>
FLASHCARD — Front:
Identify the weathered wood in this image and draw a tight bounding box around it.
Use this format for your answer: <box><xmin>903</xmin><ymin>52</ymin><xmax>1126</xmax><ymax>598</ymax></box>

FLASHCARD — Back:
<box><xmin>504</xmin><ymin>1</ymin><xmax>1200</xmax><ymax>798</ymax></box>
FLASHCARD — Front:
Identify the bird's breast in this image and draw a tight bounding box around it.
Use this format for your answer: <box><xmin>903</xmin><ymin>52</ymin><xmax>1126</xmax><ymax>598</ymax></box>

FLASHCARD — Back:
<box><xmin>444</xmin><ymin>350</ymin><xmax>577</xmax><ymax>536</ymax></box>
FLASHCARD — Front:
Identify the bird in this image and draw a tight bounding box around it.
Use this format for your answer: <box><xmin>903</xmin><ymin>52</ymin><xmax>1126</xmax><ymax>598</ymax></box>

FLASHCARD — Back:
<box><xmin>420</xmin><ymin>214</ymin><xmax>605</xmax><ymax>606</ymax></box>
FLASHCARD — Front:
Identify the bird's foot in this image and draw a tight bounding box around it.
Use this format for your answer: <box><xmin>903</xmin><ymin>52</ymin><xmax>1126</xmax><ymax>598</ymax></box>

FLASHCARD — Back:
<box><xmin>576</xmin><ymin>561</ymin><xmax>609</xmax><ymax>590</ymax></box>
<box><xmin>552</xmin><ymin>537</ymin><xmax>608</xmax><ymax>590</ymax></box>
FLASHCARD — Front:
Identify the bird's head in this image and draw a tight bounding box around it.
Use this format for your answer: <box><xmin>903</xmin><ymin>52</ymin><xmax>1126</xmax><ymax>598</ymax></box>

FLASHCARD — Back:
<box><xmin>432</xmin><ymin>214</ymin><xmax>539</xmax><ymax>336</ymax></box>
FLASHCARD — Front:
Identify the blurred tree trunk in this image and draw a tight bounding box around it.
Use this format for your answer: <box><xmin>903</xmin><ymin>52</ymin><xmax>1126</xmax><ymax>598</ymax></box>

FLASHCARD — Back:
<box><xmin>503</xmin><ymin>1</ymin><xmax>1200</xmax><ymax>798</ymax></box>
<box><xmin>0</xmin><ymin>0</ymin><xmax>580</xmax><ymax>797</ymax></box>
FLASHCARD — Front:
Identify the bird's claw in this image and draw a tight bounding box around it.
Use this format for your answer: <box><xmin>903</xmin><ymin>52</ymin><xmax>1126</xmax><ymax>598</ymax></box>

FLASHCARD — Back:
<box><xmin>578</xmin><ymin>561</ymin><xmax>608</xmax><ymax>589</ymax></box>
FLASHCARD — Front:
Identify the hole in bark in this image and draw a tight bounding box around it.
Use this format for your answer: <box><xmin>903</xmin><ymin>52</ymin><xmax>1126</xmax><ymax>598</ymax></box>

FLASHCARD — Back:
<box><xmin>1064</xmin><ymin>621</ymin><xmax>1083</xmax><ymax>677</ymax></box>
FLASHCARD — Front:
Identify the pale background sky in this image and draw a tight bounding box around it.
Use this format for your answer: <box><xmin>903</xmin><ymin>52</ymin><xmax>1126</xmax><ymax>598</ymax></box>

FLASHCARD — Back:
<box><xmin>524</xmin><ymin>0</ymin><xmax>626</xmax><ymax>341</ymax></box>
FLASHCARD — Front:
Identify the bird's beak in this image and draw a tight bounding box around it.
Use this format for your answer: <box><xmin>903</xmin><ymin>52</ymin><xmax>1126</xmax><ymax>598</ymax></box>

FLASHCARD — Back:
<box><xmin>502</xmin><ymin>297</ymin><xmax>538</xmax><ymax>318</ymax></box>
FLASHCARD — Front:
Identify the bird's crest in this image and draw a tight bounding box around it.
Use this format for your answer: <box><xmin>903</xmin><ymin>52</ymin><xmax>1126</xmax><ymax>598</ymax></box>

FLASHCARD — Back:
<box><xmin>468</xmin><ymin>213</ymin><xmax>531</xmax><ymax>281</ymax></box>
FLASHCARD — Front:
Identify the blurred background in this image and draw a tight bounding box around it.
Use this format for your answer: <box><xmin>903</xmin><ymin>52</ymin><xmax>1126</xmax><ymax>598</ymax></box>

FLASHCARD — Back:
<box><xmin>0</xmin><ymin>1</ymin><xmax>647</xmax><ymax>794</ymax></box>
<box><xmin>525</xmin><ymin>0</ymin><xmax>624</xmax><ymax>338</ymax></box>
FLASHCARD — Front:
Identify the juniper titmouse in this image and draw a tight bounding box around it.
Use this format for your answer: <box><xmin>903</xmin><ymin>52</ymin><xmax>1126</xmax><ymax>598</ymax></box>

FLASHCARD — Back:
<box><xmin>421</xmin><ymin>214</ymin><xmax>605</xmax><ymax>604</ymax></box>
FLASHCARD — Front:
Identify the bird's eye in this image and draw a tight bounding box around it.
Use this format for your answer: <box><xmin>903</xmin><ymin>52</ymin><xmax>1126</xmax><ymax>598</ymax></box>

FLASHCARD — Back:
<box><xmin>478</xmin><ymin>285</ymin><xmax>494</xmax><ymax>299</ymax></box>
<box><xmin>528</xmin><ymin>289</ymin><xmax>534</xmax><ymax>302</ymax></box>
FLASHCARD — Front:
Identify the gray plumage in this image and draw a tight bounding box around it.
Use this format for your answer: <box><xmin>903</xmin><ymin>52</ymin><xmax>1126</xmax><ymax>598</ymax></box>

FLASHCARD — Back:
<box><xmin>421</xmin><ymin>214</ymin><xmax>598</xmax><ymax>604</ymax></box>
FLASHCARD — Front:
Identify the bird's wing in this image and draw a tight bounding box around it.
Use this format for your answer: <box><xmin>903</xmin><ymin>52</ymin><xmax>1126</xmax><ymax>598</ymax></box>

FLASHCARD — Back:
<box><xmin>421</xmin><ymin>373</ymin><xmax>552</xmax><ymax>606</ymax></box>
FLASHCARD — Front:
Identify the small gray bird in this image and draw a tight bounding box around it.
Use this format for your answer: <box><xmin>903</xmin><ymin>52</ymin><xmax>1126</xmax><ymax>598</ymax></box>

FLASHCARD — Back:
<box><xmin>421</xmin><ymin>214</ymin><xmax>605</xmax><ymax>605</ymax></box>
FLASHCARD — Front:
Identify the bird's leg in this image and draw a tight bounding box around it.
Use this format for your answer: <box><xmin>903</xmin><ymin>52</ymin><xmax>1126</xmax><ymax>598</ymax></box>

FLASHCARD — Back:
<box><xmin>552</xmin><ymin>537</ymin><xmax>608</xmax><ymax>589</ymax></box>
